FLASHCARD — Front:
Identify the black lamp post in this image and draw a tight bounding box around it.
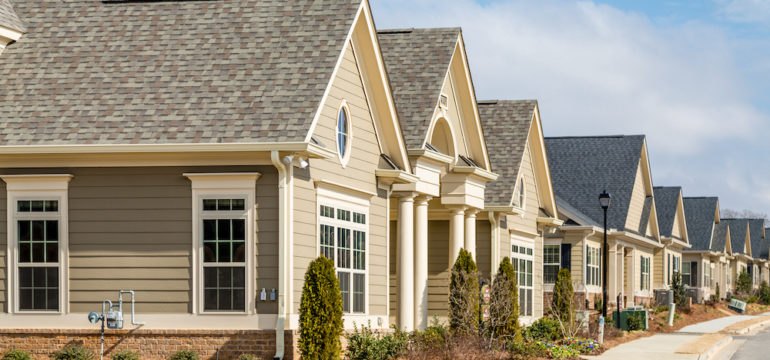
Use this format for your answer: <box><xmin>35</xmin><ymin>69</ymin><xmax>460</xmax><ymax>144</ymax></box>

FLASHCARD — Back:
<box><xmin>599</xmin><ymin>190</ymin><xmax>611</xmax><ymax>318</ymax></box>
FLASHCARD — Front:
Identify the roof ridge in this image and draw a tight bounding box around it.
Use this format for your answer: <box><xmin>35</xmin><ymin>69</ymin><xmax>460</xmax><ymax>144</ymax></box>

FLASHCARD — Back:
<box><xmin>545</xmin><ymin>134</ymin><xmax>644</xmax><ymax>140</ymax></box>
<box><xmin>378</xmin><ymin>26</ymin><xmax>461</xmax><ymax>34</ymax></box>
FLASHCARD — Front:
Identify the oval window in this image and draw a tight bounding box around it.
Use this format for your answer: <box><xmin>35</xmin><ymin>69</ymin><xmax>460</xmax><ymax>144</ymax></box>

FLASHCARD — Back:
<box><xmin>337</xmin><ymin>105</ymin><xmax>350</xmax><ymax>160</ymax></box>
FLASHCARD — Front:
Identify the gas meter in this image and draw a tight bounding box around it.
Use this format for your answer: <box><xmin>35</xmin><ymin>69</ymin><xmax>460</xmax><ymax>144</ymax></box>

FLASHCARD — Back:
<box><xmin>87</xmin><ymin>290</ymin><xmax>145</xmax><ymax>360</ymax></box>
<box><xmin>106</xmin><ymin>306</ymin><xmax>124</xmax><ymax>329</ymax></box>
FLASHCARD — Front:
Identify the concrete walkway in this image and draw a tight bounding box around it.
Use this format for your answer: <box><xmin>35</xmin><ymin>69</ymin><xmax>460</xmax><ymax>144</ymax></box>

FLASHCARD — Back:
<box><xmin>583</xmin><ymin>313</ymin><xmax>770</xmax><ymax>360</ymax></box>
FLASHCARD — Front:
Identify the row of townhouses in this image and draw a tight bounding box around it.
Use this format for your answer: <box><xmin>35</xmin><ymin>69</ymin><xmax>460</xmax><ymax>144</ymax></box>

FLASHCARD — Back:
<box><xmin>0</xmin><ymin>0</ymin><xmax>767</xmax><ymax>358</ymax></box>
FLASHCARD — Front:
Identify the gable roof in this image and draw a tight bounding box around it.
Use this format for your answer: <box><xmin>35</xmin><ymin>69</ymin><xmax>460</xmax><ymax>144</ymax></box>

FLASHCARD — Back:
<box><xmin>0</xmin><ymin>0</ymin><xmax>24</xmax><ymax>33</ymax></box>
<box><xmin>653</xmin><ymin>186</ymin><xmax>682</xmax><ymax>238</ymax></box>
<box><xmin>477</xmin><ymin>100</ymin><xmax>536</xmax><ymax>206</ymax></box>
<box><xmin>763</xmin><ymin>228</ymin><xmax>770</xmax><ymax>259</ymax></box>
<box><xmin>683</xmin><ymin>197</ymin><xmax>719</xmax><ymax>251</ymax></box>
<box><xmin>377</xmin><ymin>27</ymin><xmax>460</xmax><ymax>150</ymax></box>
<box><xmin>545</xmin><ymin>135</ymin><xmax>646</xmax><ymax>231</ymax></box>
<box><xmin>723</xmin><ymin>219</ymin><xmax>750</xmax><ymax>256</ymax></box>
<box><xmin>711</xmin><ymin>221</ymin><xmax>730</xmax><ymax>253</ymax></box>
<box><xmin>0</xmin><ymin>0</ymin><xmax>361</xmax><ymax>146</ymax></box>
<box><xmin>748</xmin><ymin>219</ymin><xmax>766</xmax><ymax>260</ymax></box>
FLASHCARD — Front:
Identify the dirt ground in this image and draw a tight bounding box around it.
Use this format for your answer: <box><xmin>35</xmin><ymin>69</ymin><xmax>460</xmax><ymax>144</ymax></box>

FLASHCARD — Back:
<box><xmin>600</xmin><ymin>301</ymin><xmax>770</xmax><ymax>350</ymax></box>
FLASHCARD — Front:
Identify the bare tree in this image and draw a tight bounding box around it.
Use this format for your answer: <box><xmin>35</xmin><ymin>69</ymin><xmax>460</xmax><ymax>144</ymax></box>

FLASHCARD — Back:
<box><xmin>721</xmin><ymin>208</ymin><xmax>769</xmax><ymax>221</ymax></box>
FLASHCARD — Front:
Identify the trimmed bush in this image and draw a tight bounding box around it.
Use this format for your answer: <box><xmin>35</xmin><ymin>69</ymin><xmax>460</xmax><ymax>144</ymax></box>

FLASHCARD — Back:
<box><xmin>551</xmin><ymin>269</ymin><xmax>574</xmax><ymax>326</ymax></box>
<box><xmin>52</xmin><ymin>344</ymin><xmax>95</xmax><ymax>360</ymax></box>
<box><xmin>524</xmin><ymin>316</ymin><xmax>562</xmax><ymax>341</ymax></box>
<box><xmin>2</xmin><ymin>349</ymin><xmax>31</xmax><ymax>360</ymax></box>
<box><xmin>737</xmin><ymin>270</ymin><xmax>753</xmax><ymax>297</ymax></box>
<box><xmin>671</xmin><ymin>271</ymin><xmax>689</xmax><ymax>310</ymax></box>
<box><xmin>759</xmin><ymin>281</ymin><xmax>770</xmax><ymax>305</ymax></box>
<box><xmin>448</xmin><ymin>248</ymin><xmax>479</xmax><ymax>335</ymax></box>
<box><xmin>345</xmin><ymin>324</ymin><xmax>408</xmax><ymax>360</ymax></box>
<box><xmin>299</xmin><ymin>255</ymin><xmax>344</xmax><ymax>360</ymax></box>
<box><xmin>110</xmin><ymin>350</ymin><xmax>140</xmax><ymax>360</ymax></box>
<box><xmin>168</xmin><ymin>350</ymin><xmax>199</xmax><ymax>360</ymax></box>
<box><xmin>488</xmin><ymin>257</ymin><xmax>520</xmax><ymax>341</ymax></box>
<box><xmin>626</xmin><ymin>314</ymin><xmax>643</xmax><ymax>331</ymax></box>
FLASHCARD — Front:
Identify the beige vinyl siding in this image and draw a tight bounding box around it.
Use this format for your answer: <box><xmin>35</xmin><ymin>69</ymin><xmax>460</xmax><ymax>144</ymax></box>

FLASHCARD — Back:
<box><xmin>295</xmin><ymin>39</ymin><xmax>388</xmax><ymax>317</ymax></box>
<box><xmin>624</xmin><ymin>160</ymin><xmax>646</xmax><ymax>231</ymax></box>
<box><xmin>0</xmin><ymin>166</ymin><xmax>275</xmax><ymax>314</ymax></box>
<box><xmin>563</xmin><ymin>232</ymin><xmax>585</xmax><ymax>287</ymax></box>
<box><xmin>654</xmin><ymin>248</ymin><xmax>665</xmax><ymax>288</ymax></box>
<box><xmin>0</xmin><ymin>180</ymin><xmax>5</xmax><ymax>313</ymax></box>
<box><xmin>476</xmin><ymin>220</ymin><xmax>491</xmax><ymax>280</ymax></box>
<box><xmin>671</xmin><ymin>212</ymin><xmax>682</xmax><ymax>239</ymax></box>
<box><xmin>428</xmin><ymin>220</ymin><xmax>450</xmax><ymax>318</ymax></box>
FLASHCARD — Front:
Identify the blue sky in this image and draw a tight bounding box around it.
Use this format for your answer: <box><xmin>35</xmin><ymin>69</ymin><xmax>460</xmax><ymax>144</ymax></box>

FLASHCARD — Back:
<box><xmin>371</xmin><ymin>0</ymin><xmax>770</xmax><ymax>219</ymax></box>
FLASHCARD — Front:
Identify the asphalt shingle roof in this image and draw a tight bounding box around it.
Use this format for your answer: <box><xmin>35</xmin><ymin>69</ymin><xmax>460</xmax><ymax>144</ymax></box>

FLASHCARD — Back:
<box><xmin>378</xmin><ymin>28</ymin><xmax>460</xmax><ymax>149</ymax></box>
<box><xmin>0</xmin><ymin>0</ymin><xmax>25</xmax><ymax>33</ymax></box>
<box><xmin>748</xmin><ymin>219</ymin><xmax>766</xmax><ymax>260</ymax></box>
<box><xmin>763</xmin><ymin>229</ymin><xmax>770</xmax><ymax>259</ymax></box>
<box><xmin>654</xmin><ymin>186</ymin><xmax>682</xmax><ymax>238</ymax></box>
<box><xmin>683</xmin><ymin>197</ymin><xmax>719</xmax><ymax>252</ymax></box>
<box><xmin>545</xmin><ymin>135</ymin><xmax>646</xmax><ymax>232</ymax></box>
<box><xmin>711</xmin><ymin>221</ymin><xmax>729</xmax><ymax>253</ymax></box>
<box><xmin>723</xmin><ymin>219</ymin><xmax>750</xmax><ymax>256</ymax></box>
<box><xmin>477</xmin><ymin>100</ymin><xmax>537</xmax><ymax>206</ymax></box>
<box><xmin>0</xmin><ymin>0</ymin><xmax>360</xmax><ymax>145</ymax></box>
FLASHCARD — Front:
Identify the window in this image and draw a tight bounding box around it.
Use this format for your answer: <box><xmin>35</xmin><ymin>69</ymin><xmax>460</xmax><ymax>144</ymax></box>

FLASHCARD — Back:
<box><xmin>586</xmin><ymin>246</ymin><xmax>601</xmax><ymax>286</ymax></box>
<box><xmin>640</xmin><ymin>256</ymin><xmax>651</xmax><ymax>291</ymax></box>
<box><xmin>512</xmin><ymin>242</ymin><xmax>533</xmax><ymax>317</ymax></box>
<box><xmin>336</xmin><ymin>103</ymin><xmax>351</xmax><ymax>163</ymax></box>
<box><xmin>543</xmin><ymin>245</ymin><xmax>560</xmax><ymax>284</ymax></box>
<box><xmin>516</xmin><ymin>178</ymin><xmax>525</xmax><ymax>208</ymax></box>
<box><xmin>318</xmin><ymin>202</ymin><xmax>368</xmax><ymax>314</ymax></box>
<box><xmin>705</xmin><ymin>263</ymin><xmax>712</xmax><ymax>288</ymax></box>
<box><xmin>186</xmin><ymin>173</ymin><xmax>259</xmax><ymax>314</ymax></box>
<box><xmin>2</xmin><ymin>174</ymin><xmax>71</xmax><ymax>313</ymax></box>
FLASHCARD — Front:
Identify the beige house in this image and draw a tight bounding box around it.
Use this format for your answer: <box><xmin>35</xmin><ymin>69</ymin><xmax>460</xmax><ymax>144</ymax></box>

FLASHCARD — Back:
<box><xmin>545</xmin><ymin>135</ymin><xmax>663</xmax><ymax>309</ymax></box>
<box><xmin>378</xmin><ymin>27</ymin><xmax>498</xmax><ymax>331</ymax></box>
<box><xmin>722</xmin><ymin>219</ymin><xmax>753</xmax><ymax>294</ymax></box>
<box><xmin>747</xmin><ymin>219</ymin><xmax>767</xmax><ymax>290</ymax></box>
<box><xmin>652</xmin><ymin>187</ymin><xmax>691</xmax><ymax>292</ymax></box>
<box><xmin>682</xmin><ymin>197</ymin><xmax>730</xmax><ymax>300</ymax></box>
<box><xmin>476</xmin><ymin>100</ymin><xmax>562</xmax><ymax>324</ymax></box>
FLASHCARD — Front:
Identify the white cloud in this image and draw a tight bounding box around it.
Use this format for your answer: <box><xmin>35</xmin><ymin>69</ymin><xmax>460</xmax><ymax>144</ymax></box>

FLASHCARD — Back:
<box><xmin>371</xmin><ymin>0</ymin><xmax>768</xmax><ymax>155</ymax></box>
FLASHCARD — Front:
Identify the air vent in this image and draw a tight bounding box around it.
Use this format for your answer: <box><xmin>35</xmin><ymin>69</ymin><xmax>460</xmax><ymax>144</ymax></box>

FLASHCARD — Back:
<box><xmin>380</xmin><ymin>154</ymin><xmax>402</xmax><ymax>171</ymax></box>
<box><xmin>439</xmin><ymin>94</ymin><xmax>449</xmax><ymax>109</ymax></box>
<box><xmin>458</xmin><ymin>154</ymin><xmax>481</xmax><ymax>168</ymax></box>
<box><xmin>310</xmin><ymin>136</ymin><xmax>326</xmax><ymax>148</ymax></box>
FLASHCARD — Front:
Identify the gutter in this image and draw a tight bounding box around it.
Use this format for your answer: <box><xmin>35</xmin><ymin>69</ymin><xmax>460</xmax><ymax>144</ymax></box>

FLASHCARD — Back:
<box><xmin>271</xmin><ymin>151</ymin><xmax>294</xmax><ymax>360</ymax></box>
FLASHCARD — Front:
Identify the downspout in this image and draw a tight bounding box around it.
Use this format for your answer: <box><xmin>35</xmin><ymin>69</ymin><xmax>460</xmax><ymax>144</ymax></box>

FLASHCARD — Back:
<box><xmin>271</xmin><ymin>151</ymin><xmax>294</xmax><ymax>360</ymax></box>
<box><xmin>489</xmin><ymin>211</ymin><xmax>498</xmax><ymax>276</ymax></box>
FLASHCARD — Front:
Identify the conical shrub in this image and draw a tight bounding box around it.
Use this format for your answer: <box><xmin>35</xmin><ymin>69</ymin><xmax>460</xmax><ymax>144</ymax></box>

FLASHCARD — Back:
<box><xmin>299</xmin><ymin>255</ymin><xmax>343</xmax><ymax>359</ymax></box>
<box><xmin>488</xmin><ymin>257</ymin><xmax>521</xmax><ymax>340</ymax></box>
<box><xmin>449</xmin><ymin>248</ymin><xmax>479</xmax><ymax>335</ymax></box>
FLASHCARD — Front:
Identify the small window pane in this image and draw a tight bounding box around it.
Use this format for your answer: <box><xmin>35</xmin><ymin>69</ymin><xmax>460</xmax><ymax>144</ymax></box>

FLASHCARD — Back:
<box><xmin>31</xmin><ymin>201</ymin><xmax>44</xmax><ymax>212</ymax></box>
<box><xmin>320</xmin><ymin>225</ymin><xmax>335</xmax><ymax>260</ymax></box>
<box><xmin>203</xmin><ymin>199</ymin><xmax>217</xmax><ymax>211</ymax></box>
<box><xmin>46</xmin><ymin>221</ymin><xmax>58</xmax><ymax>241</ymax></box>
<box><xmin>233</xmin><ymin>242</ymin><xmax>245</xmax><ymax>263</ymax></box>
<box><xmin>232</xmin><ymin>219</ymin><xmax>245</xmax><ymax>241</ymax></box>
<box><xmin>339</xmin><ymin>272</ymin><xmax>350</xmax><ymax>313</ymax></box>
<box><xmin>353</xmin><ymin>231</ymin><xmax>365</xmax><ymax>270</ymax></box>
<box><xmin>32</xmin><ymin>221</ymin><xmax>44</xmax><ymax>241</ymax></box>
<box><xmin>217</xmin><ymin>199</ymin><xmax>232</xmax><ymax>211</ymax></box>
<box><xmin>231</xmin><ymin>199</ymin><xmax>245</xmax><ymax>211</ymax></box>
<box><xmin>353</xmin><ymin>274</ymin><xmax>365</xmax><ymax>313</ymax></box>
<box><xmin>18</xmin><ymin>201</ymin><xmax>30</xmax><ymax>212</ymax></box>
<box><xmin>337</xmin><ymin>228</ymin><xmax>351</xmax><ymax>269</ymax></box>
<box><xmin>19</xmin><ymin>267</ymin><xmax>58</xmax><ymax>311</ymax></box>
<box><xmin>217</xmin><ymin>219</ymin><xmax>231</xmax><ymax>241</ymax></box>
<box><xmin>337</xmin><ymin>209</ymin><xmax>350</xmax><ymax>221</ymax></box>
<box><xmin>45</xmin><ymin>201</ymin><xmax>58</xmax><ymax>212</ymax></box>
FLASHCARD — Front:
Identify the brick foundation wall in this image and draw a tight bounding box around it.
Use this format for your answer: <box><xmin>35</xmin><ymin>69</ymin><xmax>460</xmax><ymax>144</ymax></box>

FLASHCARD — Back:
<box><xmin>0</xmin><ymin>329</ymin><xmax>299</xmax><ymax>360</ymax></box>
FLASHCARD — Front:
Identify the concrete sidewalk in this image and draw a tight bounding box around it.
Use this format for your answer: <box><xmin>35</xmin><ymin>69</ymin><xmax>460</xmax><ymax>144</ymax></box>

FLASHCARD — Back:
<box><xmin>582</xmin><ymin>313</ymin><xmax>770</xmax><ymax>360</ymax></box>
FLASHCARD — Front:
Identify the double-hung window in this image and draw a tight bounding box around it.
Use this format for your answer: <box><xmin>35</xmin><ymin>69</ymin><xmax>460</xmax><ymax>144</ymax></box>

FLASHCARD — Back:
<box><xmin>543</xmin><ymin>245</ymin><xmax>560</xmax><ymax>284</ymax></box>
<box><xmin>186</xmin><ymin>173</ymin><xmax>259</xmax><ymax>314</ymax></box>
<box><xmin>640</xmin><ymin>256</ymin><xmax>651</xmax><ymax>291</ymax></box>
<box><xmin>682</xmin><ymin>262</ymin><xmax>692</xmax><ymax>287</ymax></box>
<box><xmin>3</xmin><ymin>174</ymin><xmax>71</xmax><ymax>313</ymax></box>
<box><xmin>318</xmin><ymin>192</ymin><xmax>368</xmax><ymax>314</ymax></box>
<box><xmin>511</xmin><ymin>241</ymin><xmax>533</xmax><ymax>317</ymax></box>
<box><xmin>586</xmin><ymin>246</ymin><xmax>601</xmax><ymax>287</ymax></box>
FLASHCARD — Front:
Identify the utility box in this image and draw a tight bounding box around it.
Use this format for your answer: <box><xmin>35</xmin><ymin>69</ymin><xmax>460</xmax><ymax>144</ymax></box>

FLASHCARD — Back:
<box><xmin>654</xmin><ymin>289</ymin><xmax>673</xmax><ymax>307</ymax></box>
<box><xmin>613</xmin><ymin>309</ymin><xmax>648</xmax><ymax>331</ymax></box>
<box><xmin>729</xmin><ymin>298</ymin><xmax>747</xmax><ymax>314</ymax></box>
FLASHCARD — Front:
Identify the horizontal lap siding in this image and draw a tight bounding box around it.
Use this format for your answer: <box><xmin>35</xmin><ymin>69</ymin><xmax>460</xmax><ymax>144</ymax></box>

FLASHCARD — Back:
<box><xmin>294</xmin><ymin>40</ymin><xmax>387</xmax><ymax>318</ymax></box>
<box><xmin>428</xmin><ymin>220</ymin><xmax>450</xmax><ymax>318</ymax></box>
<box><xmin>0</xmin><ymin>181</ymin><xmax>5</xmax><ymax>312</ymax></box>
<box><xmin>0</xmin><ymin>166</ymin><xmax>276</xmax><ymax>315</ymax></box>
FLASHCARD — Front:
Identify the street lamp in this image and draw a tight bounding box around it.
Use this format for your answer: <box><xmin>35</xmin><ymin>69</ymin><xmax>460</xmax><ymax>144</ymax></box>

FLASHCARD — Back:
<box><xmin>599</xmin><ymin>190</ymin><xmax>611</xmax><ymax>318</ymax></box>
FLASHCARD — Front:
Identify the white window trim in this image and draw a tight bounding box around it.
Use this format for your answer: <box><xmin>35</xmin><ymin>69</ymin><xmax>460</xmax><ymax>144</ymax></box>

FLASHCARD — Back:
<box><xmin>336</xmin><ymin>100</ymin><xmax>353</xmax><ymax>168</ymax></box>
<box><xmin>585</xmin><ymin>245</ymin><xmax>601</xmax><ymax>288</ymax></box>
<box><xmin>2</xmin><ymin>174</ymin><xmax>72</xmax><ymax>314</ymax></box>
<box><xmin>515</xmin><ymin>176</ymin><xmax>526</xmax><ymax>211</ymax></box>
<box><xmin>543</xmin><ymin>244</ymin><xmax>560</xmax><ymax>285</ymax></box>
<box><xmin>511</xmin><ymin>236</ymin><xmax>534</xmax><ymax>319</ymax></box>
<box><xmin>640</xmin><ymin>256</ymin><xmax>651</xmax><ymax>291</ymax></box>
<box><xmin>185</xmin><ymin>173</ymin><xmax>260</xmax><ymax>315</ymax></box>
<box><xmin>317</xmin><ymin>186</ymin><xmax>370</xmax><ymax>317</ymax></box>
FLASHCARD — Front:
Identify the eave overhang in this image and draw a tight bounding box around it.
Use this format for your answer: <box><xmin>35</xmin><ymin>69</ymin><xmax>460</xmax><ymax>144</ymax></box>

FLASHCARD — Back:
<box><xmin>375</xmin><ymin>169</ymin><xmax>419</xmax><ymax>184</ymax></box>
<box><xmin>452</xmin><ymin>165</ymin><xmax>498</xmax><ymax>181</ymax></box>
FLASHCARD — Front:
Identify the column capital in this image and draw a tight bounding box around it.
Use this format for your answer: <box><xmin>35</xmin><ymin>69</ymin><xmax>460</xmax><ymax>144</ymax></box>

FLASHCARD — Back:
<box><xmin>445</xmin><ymin>204</ymin><xmax>467</xmax><ymax>213</ymax></box>
<box><xmin>465</xmin><ymin>208</ymin><xmax>480</xmax><ymax>217</ymax></box>
<box><xmin>415</xmin><ymin>195</ymin><xmax>433</xmax><ymax>205</ymax></box>
<box><xmin>393</xmin><ymin>191</ymin><xmax>418</xmax><ymax>200</ymax></box>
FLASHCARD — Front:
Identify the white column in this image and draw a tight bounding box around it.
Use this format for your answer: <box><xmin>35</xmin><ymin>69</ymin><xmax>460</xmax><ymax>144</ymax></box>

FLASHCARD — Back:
<box><xmin>397</xmin><ymin>194</ymin><xmax>416</xmax><ymax>331</ymax></box>
<box><xmin>465</xmin><ymin>209</ymin><xmax>478</xmax><ymax>262</ymax></box>
<box><xmin>449</xmin><ymin>206</ymin><xmax>466</xmax><ymax>266</ymax></box>
<box><xmin>414</xmin><ymin>196</ymin><xmax>431</xmax><ymax>331</ymax></box>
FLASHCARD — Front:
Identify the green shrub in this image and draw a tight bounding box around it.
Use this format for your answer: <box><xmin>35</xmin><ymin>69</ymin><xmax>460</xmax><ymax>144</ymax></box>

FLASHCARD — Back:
<box><xmin>759</xmin><ymin>281</ymin><xmax>770</xmax><ymax>305</ymax></box>
<box><xmin>448</xmin><ymin>248</ymin><xmax>479</xmax><ymax>335</ymax></box>
<box><xmin>594</xmin><ymin>294</ymin><xmax>603</xmax><ymax>312</ymax></box>
<box><xmin>52</xmin><ymin>344</ymin><xmax>95</xmax><ymax>360</ymax></box>
<box><xmin>168</xmin><ymin>350</ymin><xmax>199</xmax><ymax>360</ymax></box>
<box><xmin>524</xmin><ymin>316</ymin><xmax>562</xmax><ymax>341</ymax></box>
<box><xmin>2</xmin><ymin>349</ymin><xmax>31</xmax><ymax>360</ymax></box>
<box><xmin>626</xmin><ymin>314</ymin><xmax>643</xmax><ymax>331</ymax></box>
<box><xmin>654</xmin><ymin>305</ymin><xmax>669</xmax><ymax>314</ymax></box>
<box><xmin>737</xmin><ymin>270</ymin><xmax>752</xmax><ymax>296</ymax></box>
<box><xmin>237</xmin><ymin>355</ymin><xmax>263</xmax><ymax>360</ymax></box>
<box><xmin>551</xmin><ymin>269</ymin><xmax>574</xmax><ymax>327</ymax></box>
<box><xmin>507</xmin><ymin>339</ymin><xmax>547</xmax><ymax>360</ymax></box>
<box><xmin>345</xmin><ymin>324</ymin><xmax>408</xmax><ymax>360</ymax></box>
<box><xmin>671</xmin><ymin>272</ymin><xmax>689</xmax><ymax>311</ymax></box>
<box><xmin>488</xmin><ymin>257</ymin><xmax>520</xmax><ymax>341</ymax></box>
<box><xmin>747</xmin><ymin>296</ymin><xmax>758</xmax><ymax>304</ymax></box>
<box><xmin>412</xmin><ymin>319</ymin><xmax>449</xmax><ymax>349</ymax></box>
<box><xmin>299</xmin><ymin>256</ymin><xmax>344</xmax><ymax>360</ymax></box>
<box><xmin>110</xmin><ymin>350</ymin><xmax>140</xmax><ymax>360</ymax></box>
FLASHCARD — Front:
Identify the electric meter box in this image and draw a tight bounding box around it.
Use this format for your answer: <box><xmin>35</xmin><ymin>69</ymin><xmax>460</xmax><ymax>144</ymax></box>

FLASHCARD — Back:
<box><xmin>106</xmin><ymin>310</ymin><xmax>123</xmax><ymax>329</ymax></box>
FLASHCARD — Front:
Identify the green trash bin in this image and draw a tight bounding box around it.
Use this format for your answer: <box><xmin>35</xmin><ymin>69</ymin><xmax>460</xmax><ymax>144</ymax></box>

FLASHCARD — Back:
<box><xmin>613</xmin><ymin>309</ymin><xmax>648</xmax><ymax>331</ymax></box>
